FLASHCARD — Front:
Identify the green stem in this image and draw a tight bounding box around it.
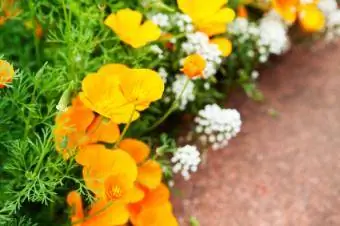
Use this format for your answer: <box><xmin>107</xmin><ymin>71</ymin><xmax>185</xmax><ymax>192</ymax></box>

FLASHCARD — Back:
<box><xmin>114</xmin><ymin>106</ymin><xmax>136</xmax><ymax>147</ymax></box>
<box><xmin>28</xmin><ymin>0</ymin><xmax>40</xmax><ymax>64</ymax></box>
<box><xmin>146</xmin><ymin>78</ymin><xmax>190</xmax><ymax>133</ymax></box>
<box><xmin>33</xmin><ymin>147</ymin><xmax>48</xmax><ymax>175</ymax></box>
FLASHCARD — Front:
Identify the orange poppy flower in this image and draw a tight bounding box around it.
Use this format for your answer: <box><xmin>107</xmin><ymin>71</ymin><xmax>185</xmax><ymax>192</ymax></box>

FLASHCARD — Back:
<box><xmin>84</xmin><ymin>200</ymin><xmax>130</xmax><ymax>226</ymax></box>
<box><xmin>177</xmin><ymin>0</ymin><xmax>235</xmax><ymax>36</ymax></box>
<box><xmin>119</xmin><ymin>139</ymin><xmax>162</xmax><ymax>189</ymax></box>
<box><xmin>272</xmin><ymin>0</ymin><xmax>299</xmax><ymax>24</ymax></box>
<box><xmin>76</xmin><ymin>145</ymin><xmax>141</xmax><ymax>202</ymax></box>
<box><xmin>128</xmin><ymin>184</ymin><xmax>178</xmax><ymax>226</ymax></box>
<box><xmin>54</xmin><ymin>98</ymin><xmax>94</xmax><ymax>159</ymax></box>
<box><xmin>67</xmin><ymin>191</ymin><xmax>84</xmax><ymax>226</ymax></box>
<box><xmin>0</xmin><ymin>60</ymin><xmax>14</xmax><ymax>88</ymax></box>
<box><xmin>79</xmin><ymin>64</ymin><xmax>164</xmax><ymax>124</ymax></box>
<box><xmin>86</xmin><ymin>116</ymin><xmax>120</xmax><ymax>143</ymax></box>
<box><xmin>54</xmin><ymin>97</ymin><xmax>120</xmax><ymax>159</ymax></box>
<box><xmin>211</xmin><ymin>38</ymin><xmax>233</xmax><ymax>57</ymax></box>
<box><xmin>137</xmin><ymin>160</ymin><xmax>162</xmax><ymax>190</ymax></box>
<box><xmin>134</xmin><ymin>202</ymin><xmax>178</xmax><ymax>226</ymax></box>
<box><xmin>181</xmin><ymin>54</ymin><xmax>206</xmax><ymax>78</ymax></box>
<box><xmin>67</xmin><ymin>191</ymin><xmax>130</xmax><ymax>226</ymax></box>
<box><xmin>104</xmin><ymin>8</ymin><xmax>161</xmax><ymax>48</ymax></box>
<box><xmin>119</xmin><ymin>138</ymin><xmax>150</xmax><ymax>164</ymax></box>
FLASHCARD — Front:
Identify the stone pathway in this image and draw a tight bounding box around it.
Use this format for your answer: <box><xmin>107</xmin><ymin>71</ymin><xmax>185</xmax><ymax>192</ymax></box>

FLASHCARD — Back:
<box><xmin>173</xmin><ymin>41</ymin><xmax>340</xmax><ymax>226</ymax></box>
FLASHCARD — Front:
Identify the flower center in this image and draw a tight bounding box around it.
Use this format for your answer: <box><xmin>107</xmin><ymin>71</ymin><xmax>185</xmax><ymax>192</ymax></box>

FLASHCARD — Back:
<box><xmin>106</xmin><ymin>185</ymin><xmax>123</xmax><ymax>201</ymax></box>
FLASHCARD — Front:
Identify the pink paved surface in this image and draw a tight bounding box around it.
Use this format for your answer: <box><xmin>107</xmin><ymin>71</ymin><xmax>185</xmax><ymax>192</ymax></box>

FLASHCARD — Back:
<box><xmin>172</xmin><ymin>41</ymin><xmax>340</xmax><ymax>226</ymax></box>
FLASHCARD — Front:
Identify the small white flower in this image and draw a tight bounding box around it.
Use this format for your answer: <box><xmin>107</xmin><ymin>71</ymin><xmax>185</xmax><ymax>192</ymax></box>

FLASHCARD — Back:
<box><xmin>151</xmin><ymin>13</ymin><xmax>170</xmax><ymax>29</ymax></box>
<box><xmin>259</xmin><ymin>54</ymin><xmax>269</xmax><ymax>63</ymax></box>
<box><xmin>195</xmin><ymin>104</ymin><xmax>242</xmax><ymax>150</ymax></box>
<box><xmin>204</xmin><ymin>82</ymin><xmax>210</xmax><ymax>90</ymax></box>
<box><xmin>158</xmin><ymin>67</ymin><xmax>168</xmax><ymax>83</ymax></box>
<box><xmin>168</xmin><ymin>180</ymin><xmax>175</xmax><ymax>187</ymax></box>
<box><xmin>247</xmin><ymin>50</ymin><xmax>255</xmax><ymax>58</ymax></box>
<box><xmin>172</xmin><ymin>145</ymin><xmax>201</xmax><ymax>180</ymax></box>
<box><xmin>150</xmin><ymin>45</ymin><xmax>164</xmax><ymax>59</ymax></box>
<box><xmin>251</xmin><ymin>70</ymin><xmax>260</xmax><ymax>80</ymax></box>
<box><xmin>318</xmin><ymin>0</ymin><xmax>338</xmax><ymax>14</ymax></box>
<box><xmin>195</xmin><ymin>126</ymin><xmax>203</xmax><ymax>133</ymax></box>
<box><xmin>171</xmin><ymin>75</ymin><xmax>195</xmax><ymax>110</ymax></box>
<box><xmin>259</xmin><ymin>11</ymin><xmax>290</xmax><ymax>55</ymax></box>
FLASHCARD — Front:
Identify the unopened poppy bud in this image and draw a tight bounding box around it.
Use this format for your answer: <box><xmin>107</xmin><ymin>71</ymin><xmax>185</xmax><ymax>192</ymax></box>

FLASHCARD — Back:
<box><xmin>181</xmin><ymin>54</ymin><xmax>206</xmax><ymax>78</ymax></box>
<box><xmin>56</xmin><ymin>87</ymin><xmax>72</xmax><ymax>112</ymax></box>
<box><xmin>237</xmin><ymin>5</ymin><xmax>248</xmax><ymax>18</ymax></box>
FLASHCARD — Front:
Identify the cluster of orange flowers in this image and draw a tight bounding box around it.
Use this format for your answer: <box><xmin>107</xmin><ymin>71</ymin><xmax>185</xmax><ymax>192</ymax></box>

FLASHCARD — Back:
<box><xmin>54</xmin><ymin>63</ymin><xmax>178</xmax><ymax>225</ymax></box>
<box><xmin>56</xmin><ymin>2</ymin><xmax>237</xmax><ymax>224</ymax></box>
<box><xmin>272</xmin><ymin>0</ymin><xmax>325</xmax><ymax>32</ymax></box>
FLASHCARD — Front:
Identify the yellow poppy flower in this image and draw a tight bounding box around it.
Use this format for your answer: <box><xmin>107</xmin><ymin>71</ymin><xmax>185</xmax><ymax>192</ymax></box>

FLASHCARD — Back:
<box><xmin>272</xmin><ymin>0</ymin><xmax>325</xmax><ymax>32</ymax></box>
<box><xmin>177</xmin><ymin>0</ymin><xmax>235</xmax><ymax>36</ymax></box>
<box><xmin>181</xmin><ymin>54</ymin><xmax>206</xmax><ymax>78</ymax></box>
<box><xmin>0</xmin><ymin>60</ymin><xmax>14</xmax><ymax>88</ymax></box>
<box><xmin>104</xmin><ymin>8</ymin><xmax>161</xmax><ymax>48</ymax></box>
<box><xmin>298</xmin><ymin>4</ymin><xmax>325</xmax><ymax>32</ymax></box>
<box><xmin>79</xmin><ymin>64</ymin><xmax>164</xmax><ymax>124</ymax></box>
<box><xmin>211</xmin><ymin>38</ymin><xmax>233</xmax><ymax>57</ymax></box>
<box><xmin>79</xmin><ymin>71</ymin><xmax>138</xmax><ymax>124</ymax></box>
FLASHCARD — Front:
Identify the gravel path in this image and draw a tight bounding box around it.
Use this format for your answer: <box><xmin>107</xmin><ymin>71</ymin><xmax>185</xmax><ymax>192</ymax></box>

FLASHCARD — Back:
<box><xmin>172</xmin><ymin>41</ymin><xmax>340</xmax><ymax>226</ymax></box>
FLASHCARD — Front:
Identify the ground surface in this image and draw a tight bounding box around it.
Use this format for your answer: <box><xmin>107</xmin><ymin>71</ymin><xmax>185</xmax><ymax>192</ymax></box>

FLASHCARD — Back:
<box><xmin>172</xmin><ymin>41</ymin><xmax>340</xmax><ymax>226</ymax></box>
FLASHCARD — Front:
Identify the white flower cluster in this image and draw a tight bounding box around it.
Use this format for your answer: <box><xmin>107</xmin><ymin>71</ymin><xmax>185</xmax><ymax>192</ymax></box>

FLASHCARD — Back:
<box><xmin>195</xmin><ymin>104</ymin><xmax>242</xmax><ymax>151</ymax></box>
<box><xmin>172</xmin><ymin>13</ymin><xmax>194</xmax><ymax>32</ymax></box>
<box><xmin>150</xmin><ymin>13</ymin><xmax>170</xmax><ymax>29</ymax></box>
<box><xmin>318</xmin><ymin>0</ymin><xmax>340</xmax><ymax>40</ymax></box>
<box><xmin>228</xmin><ymin>18</ymin><xmax>270</xmax><ymax>63</ymax></box>
<box><xmin>172</xmin><ymin>145</ymin><xmax>201</xmax><ymax>180</ymax></box>
<box><xmin>228</xmin><ymin>17</ymin><xmax>260</xmax><ymax>37</ymax></box>
<box><xmin>258</xmin><ymin>11</ymin><xmax>290</xmax><ymax>55</ymax></box>
<box><xmin>171</xmin><ymin>75</ymin><xmax>195</xmax><ymax>110</ymax></box>
<box><xmin>181</xmin><ymin>32</ymin><xmax>223</xmax><ymax>78</ymax></box>
<box><xmin>150</xmin><ymin>12</ymin><xmax>194</xmax><ymax>33</ymax></box>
